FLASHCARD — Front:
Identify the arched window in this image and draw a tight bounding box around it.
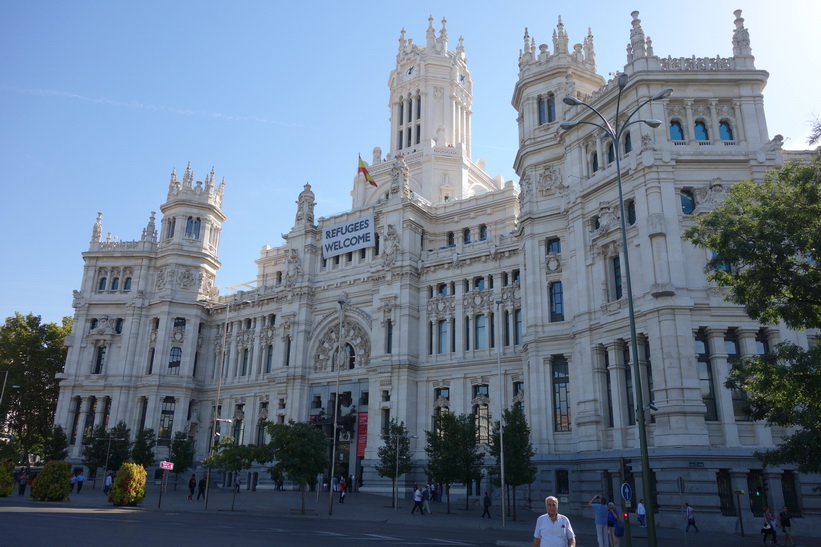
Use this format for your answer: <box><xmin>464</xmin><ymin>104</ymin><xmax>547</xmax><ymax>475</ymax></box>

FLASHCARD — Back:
<box><xmin>167</xmin><ymin>217</ymin><xmax>176</xmax><ymax>239</ymax></box>
<box><xmin>538</xmin><ymin>96</ymin><xmax>547</xmax><ymax>125</ymax></box>
<box><xmin>474</xmin><ymin>314</ymin><xmax>486</xmax><ymax>349</ymax></box>
<box><xmin>111</xmin><ymin>277</ymin><xmax>119</xmax><ymax>291</ymax></box>
<box><xmin>463</xmin><ymin>228</ymin><xmax>471</xmax><ymax>244</ymax></box>
<box><xmin>185</xmin><ymin>217</ymin><xmax>201</xmax><ymax>239</ymax></box>
<box><xmin>447</xmin><ymin>232</ymin><xmax>455</xmax><ymax>247</ymax></box>
<box><xmin>115</xmin><ymin>318</ymin><xmax>124</xmax><ymax>334</ymax></box>
<box><xmin>694</xmin><ymin>120</ymin><xmax>709</xmax><ymax>141</ymax></box>
<box><xmin>627</xmin><ymin>200</ymin><xmax>637</xmax><ymax>225</ymax></box>
<box><xmin>472</xmin><ymin>384</ymin><xmax>490</xmax><ymax>443</ymax></box>
<box><xmin>680</xmin><ymin>190</ymin><xmax>696</xmax><ymax>214</ymax></box>
<box><xmin>479</xmin><ymin>224</ymin><xmax>488</xmax><ymax>241</ymax></box>
<box><xmin>123</xmin><ymin>277</ymin><xmax>132</xmax><ymax>291</ymax></box>
<box><xmin>669</xmin><ymin>120</ymin><xmax>684</xmax><ymax>141</ymax></box>
<box><xmin>592</xmin><ymin>153</ymin><xmax>599</xmax><ymax>172</ymax></box>
<box><xmin>90</xmin><ymin>318</ymin><xmax>98</xmax><ymax>331</ymax></box>
<box><xmin>719</xmin><ymin>120</ymin><xmax>734</xmax><ymax>141</ymax></box>
<box><xmin>607</xmin><ymin>142</ymin><xmax>615</xmax><ymax>164</ymax></box>
<box><xmin>98</xmin><ymin>277</ymin><xmax>107</xmax><ymax>291</ymax></box>
<box><xmin>624</xmin><ymin>131</ymin><xmax>632</xmax><ymax>154</ymax></box>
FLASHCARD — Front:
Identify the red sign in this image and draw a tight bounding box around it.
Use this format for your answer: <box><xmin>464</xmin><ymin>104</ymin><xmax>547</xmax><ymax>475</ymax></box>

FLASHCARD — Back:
<box><xmin>356</xmin><ymin>412</ymin><xmax>368</xmax><ymax>458</ymax></box>
<box><xmin>160</xmin><ymin>461</ymin><xmax>174</xmax><ymax>470</ymax></box>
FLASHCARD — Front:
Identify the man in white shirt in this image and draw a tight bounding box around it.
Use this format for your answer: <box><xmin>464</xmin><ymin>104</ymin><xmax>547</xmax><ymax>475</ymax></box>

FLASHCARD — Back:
<box><xmin>533</xmin><ymin>496</ymin><xmax>576</xmax><ymax>547</ymax></box>
<box><xmin>637</xmin><ymin>499</ymin><xmax>647</xmax><ymax>528</ymax></box>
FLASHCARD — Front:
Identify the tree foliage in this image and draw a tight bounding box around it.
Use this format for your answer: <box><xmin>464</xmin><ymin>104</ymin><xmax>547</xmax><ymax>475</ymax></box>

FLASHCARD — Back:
<box><xmin>108</xmin><ymin>462</ymin><xmax>146</xmax><ymax>506</ymax></box>
<box><xmin>726</xmin><ymin>343</ymin><xmax>821</xmax><ymax>474</ymax></box>
<box><xmin>683</xmin><ymin>158</ymin><xmax>821</xmax><ymax>329</ymax></box>
<box><xmin>169</xmin><ymin>430</ymin><xmax>195</xmax><ymax>483</ymax></box>
<box><xmin>201</xmin><ymin>436</ymin><xmax>261</xmax><ymax>511</ymax></box>
<box><xmin>30</xmin><ymin>460</ymin><xmax>71</xmax><ymax>501</ymax></box>
<box><xmin>81</xmin><ymin>421</ymin><xmax>132</xmax><ymax>479</ymax></box>
<box><xmin>43</xmin><ymin>425</ymin><xmax>69</xmax><ymax>462</ymax></box>
<box><xmin>130</xmin><ymin>428</ymin><xmax>157</xmax><ymax>469</ymax></box>
<box><xmin>686</xmin><ymin>158</ymin><xmax>821</xmax><ymax>473</ymax></box>
<box><xmin>0</xmin><ymin>313</ymin><xmax>72</xmax><ymax>463</ymax></box>
<box><xmin>424</xmin><ymin>412</ymin><xmax>483</xmax><ymax>513</ymax></box>
<box><xmin>808</xmin><ymin>115</ymin><xmax>821</xmax><ymax>147</ymax></box>
<box><xmin>489</xmin><ymin>405</ymin><xmax>537</xmax><ymax>520</ymax></box>
<box><xmin>0</xmin><ymin>458</ymin><xmax>14</xmax><ymax>496</ymax></box>
<box><xmin>261</xmin><ymin>421</ymin><xmax>329</xmax><ymax>514</ymax></box>
<box><xmin>373</xmin><ymin>419</ymin><xmax>413</xmax><ymax>509</ymax></box>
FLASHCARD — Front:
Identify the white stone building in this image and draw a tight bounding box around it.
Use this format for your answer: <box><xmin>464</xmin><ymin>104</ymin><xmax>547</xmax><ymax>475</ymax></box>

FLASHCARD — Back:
<box><xmin>54</xmin><ymin>11</ymin><xmax>818</xmax><ymax>532</ymax></box>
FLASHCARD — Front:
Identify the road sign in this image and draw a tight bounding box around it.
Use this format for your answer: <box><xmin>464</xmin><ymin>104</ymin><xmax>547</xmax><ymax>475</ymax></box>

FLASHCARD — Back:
<box><xmin>621</xmin><ymin>482</ymin><xmax>632</xmax><ymax>501</ymax></box>
<box><xmin>160</xmin><ymin>461</ymin><xmax>174</xmax><ymax>470</ymax></box>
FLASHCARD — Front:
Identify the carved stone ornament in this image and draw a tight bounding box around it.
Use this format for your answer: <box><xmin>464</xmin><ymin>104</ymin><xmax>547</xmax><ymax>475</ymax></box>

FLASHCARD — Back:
<box><xmin>433</xmin><ymin>396</ymin><xmax>451</xmax><ymax>410</ymax></box>
<box><xmin>313</xmin><ymin>319</ymin><xmax>371</xmax><ymax>373</ymax></box>
<box><xmin>382</xmin><ymin>224</ymin><xmax>401</xmax><ymax>267</ymax></box>
<box><xmin>546</xmin><ymin>252</ymin><xmax>562</xmax><ymax>273</ymax></box>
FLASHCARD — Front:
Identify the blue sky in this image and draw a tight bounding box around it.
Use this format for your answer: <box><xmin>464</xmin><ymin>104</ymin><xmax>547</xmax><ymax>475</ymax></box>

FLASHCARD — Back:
<box><xmin>2</xmin><ymin>1</ymin><xmax>818</xmax><ymax>325</ymax></box>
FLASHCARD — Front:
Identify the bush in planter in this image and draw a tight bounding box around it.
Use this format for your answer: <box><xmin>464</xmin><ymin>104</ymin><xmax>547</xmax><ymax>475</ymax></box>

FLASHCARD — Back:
<box><xmin>0</xmin><ymin>459</ymin><xmax>14</xmax><ymax>497</ymax></box>
<box><xmin>108</xmin><ymin>462</ymin><xmax>146</xmax><ymax>506</ymax></box>
<box><xmin>30</xmin><ymin>460</ymin><xmax>71</xmax><ymax>501</ymax></box>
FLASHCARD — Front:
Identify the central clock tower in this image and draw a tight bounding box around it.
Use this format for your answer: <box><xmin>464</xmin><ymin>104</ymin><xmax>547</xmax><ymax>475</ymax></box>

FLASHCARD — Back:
<box><xmin>374</xmin><ymin>15</ymin><xmax>498</xmax><ymax>205</ymax></box>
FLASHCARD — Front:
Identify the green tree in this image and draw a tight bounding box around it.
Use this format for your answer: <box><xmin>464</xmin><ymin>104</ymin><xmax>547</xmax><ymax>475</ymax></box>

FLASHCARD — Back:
<box><xmin>683</xmin><ymin>159</ymin><xmax>821</xmax><ymax>329</ymax></box>
<box><xmin>168</xmin><ymin>430</ymin><xmax>195</xmax><ymax>488</ymax></box>
<box><xmin>725</xmin><ymin>343</ymin><xmax>821</xmax><ymax>474</ymax></box>
<box><xmin>130</xmin><ymin>428</ymin><xmax>157</xmax><ymax>469</ymax></box>
<box><xmin>201</xmin><ymin>437</ymin><xmax>260</xmax><ymax>512</ymax></box>
<box><xmin>372</xmin><ymin>419</ymin><xmax>413</xmax><ymax>509</ymax></box>
<box><xmin>808</xmin><ymin>115</ymin><xmax>821</xmax><ymax>146</ymax></box>
<box><xmin>30</xmin><ymin>460</ymin><xmax>71</xmax><ymax>501</ymax></box>
<box><xmin>0</xmin><ymin>313</ymin><xmax>72</xmax><ymax>463</ymax></box>
<box><xmin>685</xmin><ymin>158</ymin><xmax>821</xmax><ymax>472</ymax></box>
<box><xmin>489</xmin><ymin>405</ymin><xmax>536</xmax><ymax>521</ymax></box>
<box><xmin>81</xmin><ymin>422</ymin><xmax>132</xmax><ymax>485</ymax></box>
<box><xmin>261</xmin><ymin>421</ymin><xmax>329</xmax><ymax>515</ymax></box>
<box><xmin>424</xmin><ymin>412</ymin><xmax>483</xmax><ymax>513</ymax></box>
<box><xmin>42</xmin><ymin>425</ymin><xmax>69</xmax><ymax>462</ymax></box>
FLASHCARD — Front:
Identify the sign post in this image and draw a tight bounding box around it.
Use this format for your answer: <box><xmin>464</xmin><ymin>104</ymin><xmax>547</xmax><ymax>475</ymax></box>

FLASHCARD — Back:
<box><xmin>621</xmin><ymin>482</ymin><xmax>633</xmax><ymax>547</ymax></box>
<box><xmin>158</xmin><ymin>461</ymin><xmax>174</xmax><ymax>509</ymax></box>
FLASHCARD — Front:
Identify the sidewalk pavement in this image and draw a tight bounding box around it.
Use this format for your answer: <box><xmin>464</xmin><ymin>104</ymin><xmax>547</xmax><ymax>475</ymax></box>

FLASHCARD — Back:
<box><xmin>5</xmin><ymin>481</ymin><xmax>820</xmax><ymax>547</ymax></box>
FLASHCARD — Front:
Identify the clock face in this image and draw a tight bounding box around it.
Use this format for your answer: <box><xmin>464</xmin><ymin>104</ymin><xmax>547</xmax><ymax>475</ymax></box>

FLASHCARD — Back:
<box><xmin>404</xmin><ymin>65</ymin><xmax>416</xmax><ymax>81</ymax></box>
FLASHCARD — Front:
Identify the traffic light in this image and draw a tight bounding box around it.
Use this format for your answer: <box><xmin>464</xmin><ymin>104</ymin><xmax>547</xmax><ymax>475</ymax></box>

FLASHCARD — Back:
<box><xmin>623</xmin><ymin>512</ymin><xmax>628</xmax><ymax>519</ymax></box>
<box><xmin>624</xmin><ymin>459</ymin><xmax>633</xmax><ymax>473</ymax></box>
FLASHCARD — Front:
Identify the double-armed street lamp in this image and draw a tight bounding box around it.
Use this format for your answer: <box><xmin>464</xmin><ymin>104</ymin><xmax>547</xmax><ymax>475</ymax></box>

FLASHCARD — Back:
<box><xmin>495</xmin><ymin>299</ymin><xmax>506</xmax><ymax>528</ymax></box>
<box><xmin>560</xmin><ymin>72</ymin><xmax>672</xmax><ymax>547</ymax></box>
<box><xmin>328</xmin><ymin>295</ymin><xmax>347</xmax><ymax>516</ymax></box>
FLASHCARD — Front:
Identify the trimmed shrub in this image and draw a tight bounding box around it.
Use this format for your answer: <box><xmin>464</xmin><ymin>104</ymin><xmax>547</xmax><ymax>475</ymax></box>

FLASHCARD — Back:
<box><xmin>30</xmin><ymin>460</ymin><xmax>72</xmax><ymax>501</ymax></box>
<box><xmin>108</xmin><ymin>462</ymin><xmax>146</xmax><ymax>506</ymax></box>
<box><xmin>0</xmin><ymin>459</ymin><xmax>14</xmax><ymax>496</ymax></box>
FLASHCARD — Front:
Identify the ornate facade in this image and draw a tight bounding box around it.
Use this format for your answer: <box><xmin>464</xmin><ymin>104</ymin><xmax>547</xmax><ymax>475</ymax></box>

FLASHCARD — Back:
<box><xmin>54</xmin><ymin>11</ymin><xmax>818</xmax><ymax>533</ymax></box>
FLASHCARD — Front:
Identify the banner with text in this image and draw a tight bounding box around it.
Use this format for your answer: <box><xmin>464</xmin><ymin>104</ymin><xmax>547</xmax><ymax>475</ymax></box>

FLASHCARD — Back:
<box><xmin>323</xmin><ymin>215</ymin><xmax>374</xmax><ymax>259</ymax></box>
<box><xmin>356</xmin><ymin>412</ymin><xmax>368</xmax><ymax>458</ymax></box>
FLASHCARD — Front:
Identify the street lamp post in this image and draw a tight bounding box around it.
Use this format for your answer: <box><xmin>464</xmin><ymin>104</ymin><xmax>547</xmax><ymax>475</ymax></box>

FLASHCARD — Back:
<box><xmin>560</xmin><ymin>73</ymin><xmax>672</xmax><ymax>547</ymax></box>
<box><xmin>201</xmin><ymin>297</ymin><xmax>248</xmax><ymax>510</ymax></box>
<box><xmin>0</xmin><ymin>370</ymin><xmax>21</xmax><ymax>416</ymax></box>
<box><xmin>90</xmin><ymin>436</ymin><xmax>126</xmax><ymax>489</ymax></box>
<box><xmin>495</xmin><ymin>300</ymin><xmax>506</xmax><ymax>528</ymax></box>
<box><xmin>328</xmin><ymin>295</ymin><xmax>347</xmax><ymax>516</ymax></box>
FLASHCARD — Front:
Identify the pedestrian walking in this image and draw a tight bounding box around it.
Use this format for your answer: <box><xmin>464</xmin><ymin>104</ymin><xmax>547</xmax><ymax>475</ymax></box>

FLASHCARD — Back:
<box><xmin>188</xmin><ymin>475</ymin><xmax>196</xmax><ymax>501</ymax></box>
<box><xmin>684</xmin><ymin>502</ymin><xmax>699</xmax><ymax>532</ymax></box>
<box><xmin>338</xmin><ymin>478</ymin><xmax>346</xmax><ymax>503</ymax></box>
<box><xmin>410</xmin><ymin>485</ymin><xmax>424</xmax><ymax>515</ymax></box>
<box><xmin>75</xmin><ymin>471</ymin><xmax>85</xmax><ymax>493</ymax></box>
<box><xmin>761</xmin><ymin>506</ymin><xmax>779</xmax><ymax>545</ymax></box>
<box><xmin>607</xmin><ymin>502</ymin><xmax>622</xmax><ymax>547</ymax></box>
<box><xmin>533</xmin><ymin>495</ymin><xmax>576</xmax><ymax>547</ymax></box>
<box><xmin>779</xmin><ymin>506</ymin><xmax>797</xmax><ymax>546</ymax></box>
<box><xmin>234</xmin><ymin>474</ymin><xmax>241</xmax><ymax>493</ymax></box>
<box><xmin>422</xmin><ymin>485</ymin><xmax>432</xmax><ymax>515</ymax></box>
<box><xmin>69</xmin><ymin>473</ymin><xmax>76</xmax><ymax>492</ymax></box>
<box><xmin>197</xmin><ymin>477</ymin><xmax>207</xmax><ymax>500</ymax></box>
<box><xmin>17</xmin><ymin>471</ymin><xmax>28</xmax><ymax>496</ymax></box>
<box><xmin>588</xmin><ymin>495</ymin><xmax>610</xmax><ymax>547</ymax></box>
<box><xmin>104</xmin><ymin>473</ymin><xmax>113</xmax><ymax>494</ymax></box>
<box><xmin>637</xmin><ymin>499</ymin><xmax>647</xmax><ymax>527</ymax></box>
<box><xmin>481</xmin><ymin>492</ymin><xmax>492</xmax><ymax>519</ymax></box>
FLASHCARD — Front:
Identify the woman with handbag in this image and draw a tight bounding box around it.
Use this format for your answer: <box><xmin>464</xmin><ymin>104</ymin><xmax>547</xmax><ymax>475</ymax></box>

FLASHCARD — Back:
<box><xmin>761</xmin><ymin>507</ymin><xmax>779</xmax><ymax>545</ymax></box>
<box><xmin>606</xmin><ymin>502</ymin><xmax>622</xmax><ymax>547</ymax></box>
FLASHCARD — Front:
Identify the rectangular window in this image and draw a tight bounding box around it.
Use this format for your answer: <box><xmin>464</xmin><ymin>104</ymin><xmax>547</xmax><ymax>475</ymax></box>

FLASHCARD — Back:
<box><xmin>386</xmin><ymin>321</ymin><xmax>393</xmax><ymax>354</ymax></box>
<box><xmin>547</xmin><ymin>238</ymin><xmax>561</xmax><ymax>254</ymax></box>
<box><xmin>556</xmin><ymin>469</ymin><xmax>570</xmax><ymax>494</ymax></box>
<box><xmin>552</xmin><ymin>356</ymin><xmax>571</xmax><ymax>432</ymax></box>
<box><xmin>437</xmin><ymin>320</ymin><xmax>448</xmax><ymax>354</ymax></box>
<box><xmin>158</xmin><ymin>397</ymin><xmax>176</xmax><ymax>440</ymax></box>
<box><xmin>514</xmin><ymin>309</ymin><xmax>522</xmax><ymax>345</ymax></box>
<box><xmin>147</xmin><ymin>347</ymin><xmax>155</xmax><ymax>375</ymax></box>
<box><xmin>612</xmin><ymin>257</ymin><xmax>623</xmax><ymax>300</ymax></box>
<box><xmin>241</xmin><ymin>348</ymin><xmax>249</xmax><ymax>376</ymax></box>
<box><xmin>173</xmin><ymin>317</ymin><xmax>186</xmax><ymax>330</ymax></box>
<box><xmin>283</xmin><ymin>337</ymin><xmax>291</xmax><ymax>367</ymax></box>
<box><xmin>473</xmin><ymin>384</ymin><xmax>490</xmax><ymax>444</ymax></box>
<box><xmin>474</xmin><ymin>314</ymin><xmax>486</xmax><ymax>349</ymax></box>
<box><xmin>168</xmin><ymin>347</ymin><xmax>182</xmax><ymax>375</ymax></box>
<box><xmin>549</xmin><ymin>282</ymin><xmax>564</xmax><ymax>322</ymax></box>
<box><xmin>604</xmin><ymin>350</ymin><xmax>614</xmax><ymax>428</ymax></box>
<box><xmin>256</xmin><ymin>402</ymin><xmax>269</xmax><ymax>445</ymax></box>
<box><xmin>695</xmin><ymin>331</ymin><xmax>718</xmax><ymax>421</ymax></box>
<box><xmin>93</xmin><ymin>346</ymin><xmax>107</xmax><ymax>374</ymax></box>
<box><xmin>464</xmin><ymin>316</ymin><xmax>470</xmax><ymax>350</ymax></box>
<box><xmin>265</xmin><ymin>344</ymin><xmax>273</xmax><ymax>373</ymax></box>
<box><xmin>623</xmin><ymin>345</ymin><xmax>636</xmax><ymax>425</ymax></box>
<box><xmin>716</xmin><ymin>469</ymin><xmax>736</xmax><ymax>516</ymax></box>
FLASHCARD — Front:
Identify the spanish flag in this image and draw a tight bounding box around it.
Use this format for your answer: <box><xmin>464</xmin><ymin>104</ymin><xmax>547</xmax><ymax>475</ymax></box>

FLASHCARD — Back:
<box><xmin>358</xmin><ymin>155</ymin><xmax>377</xmax><ymax>187</ymax></box>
